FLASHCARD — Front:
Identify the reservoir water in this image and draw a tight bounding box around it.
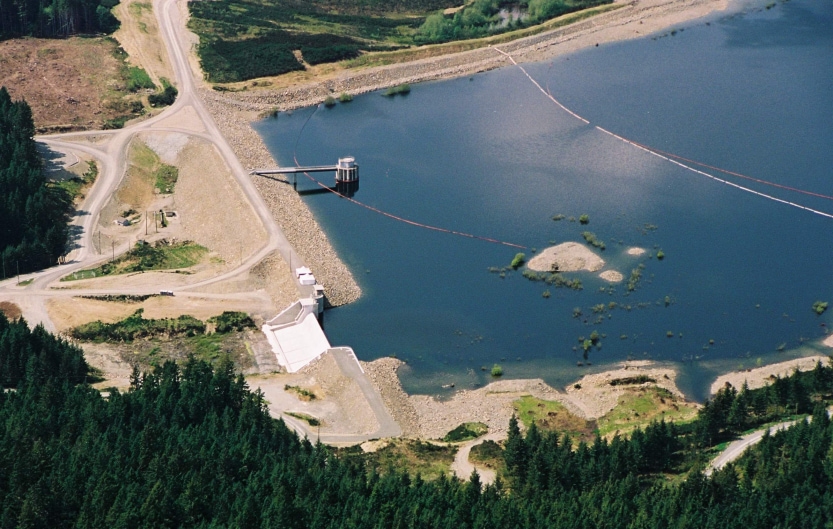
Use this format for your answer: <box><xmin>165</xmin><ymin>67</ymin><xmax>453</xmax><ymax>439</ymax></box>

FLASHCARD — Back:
<box><xmin>253</xmin><ymin>0</ymin><xmax>833</xmax><ymax>401</ymax></box>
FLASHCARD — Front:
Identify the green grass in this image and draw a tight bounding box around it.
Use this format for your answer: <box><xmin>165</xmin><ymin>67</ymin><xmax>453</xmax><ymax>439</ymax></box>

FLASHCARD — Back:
<box><xmin>513</xmin><ymin>395</ymin><xmax>597</xmax><ymax>442</ymax></box>
<box><xmin>125</xmin><ymin>66</ymin><xmax>156</xmax><ymax>92</ymax></box>
<box><xmin>17</xmin><ymin>279</ymin><xmax>34</xmax><ymax>286</ymax></box>
<box><xmin>154</xmin><ymin>164</ymin><xmax>178</xmax><ymax>193</ymax></box>
<box><xmin>442</xmin><ymin>422</ymin><xmax>488</xmax><ymax>442</ymax></box>
<box><xmin>596</xmin><ymin>386</ymin><xmax>699</xmax><ymax>438</ymax></box>
<box><xmin>61</xmin><ymin>241</ymin><xmax>208</xmax><ymax>281</ymax></box>
<box><xmin>51</xmin><ymin>160</ymin><xmax>97</xmax><ymax>202</ymax></box>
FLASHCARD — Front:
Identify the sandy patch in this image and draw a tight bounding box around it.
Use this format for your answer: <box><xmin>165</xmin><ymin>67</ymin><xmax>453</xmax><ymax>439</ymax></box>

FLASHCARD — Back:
<box><xmin>154</xmin><ymin>105</ymin><xmax>206</xmax><ymax>133</ymax></box>
<box><xmin>113</xmin><ymin>0</ymin><xmax>174</xmax><ymax>86</ymax></box>
<box><xmin>599</xmin><ymin>270</ymin><xmax>623</xmax><ymax>282</ymax></box>
<box><xmin>626</xmin><ymin>247</ymin><xmax>646</xmax><ymax>256</ymax></box>
<box><xmin>710</xmin><ymin>355</ymin><xmax>830</xmax><ymax>395</ymax></box>
<box><xmin>250</xmin><ymin>353</ymin><xmax>379</xmax><ymax>436</ymax></box>
<box><xmin>143</xmin><ymin>132</ymin><xmax>189</xmax><ymax>164</ymax></box>
<box><xmin>527</xmin><ymin>242</ymin><xmax>604</xmax><ymax>272</ymax></box>
<box><xmin>46</xmin><ymin>293</ymin><xmax>274</xmax><ymax>333</ymax></box>
<box><xmin>823</xmin><ymin>335</ymin><xmax>833</xmax><ymax>348</ymax></box>
<box><xmin>174</xmin><ymin>138</ymin><xmax>268</xmax><ymax>265</ymax></box>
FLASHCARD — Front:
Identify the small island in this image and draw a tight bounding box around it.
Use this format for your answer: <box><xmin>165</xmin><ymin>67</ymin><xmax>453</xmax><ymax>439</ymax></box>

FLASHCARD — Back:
<box><xmin>527</xmin><ymin>242</ymin><xmax>605</xmax><ymax>273</ymax></box>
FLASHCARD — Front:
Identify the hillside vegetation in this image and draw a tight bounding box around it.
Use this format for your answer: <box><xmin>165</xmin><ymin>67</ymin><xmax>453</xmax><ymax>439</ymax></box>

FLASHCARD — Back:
<box><xmin>0</xmin><ymin>89</ymin><xmax>72</xmax><ymax>274</ymax></box>
<box><xmin>1</xmin><ymin>316</ymin><xmax>833</xmax><ymax>527</ymax></box>
<box><xmin>0</xmin><ymin>0</ymin><xmax>120</xmax><ymax>40</ymax></box>
<box><xmin>188</xmin><ymin>0</ymin><xmax>612</xmax><ymax>83</ymax></box>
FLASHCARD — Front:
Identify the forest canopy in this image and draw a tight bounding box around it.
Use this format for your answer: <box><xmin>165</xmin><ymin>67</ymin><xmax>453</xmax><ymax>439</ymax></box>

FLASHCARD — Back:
<box><xmin>0</xmin><ymin>0</ymin><xmax>120</xmax><ymax>40</ymax></box>
<box><xmin>1</xmin><ymin>313</ymin><xmax>832</xmax><ymax>528</ymax></box>
<box><xmin>0</xmin><ymin>88</ymin><xmax>72</xmax><ymax>275</ymax></box>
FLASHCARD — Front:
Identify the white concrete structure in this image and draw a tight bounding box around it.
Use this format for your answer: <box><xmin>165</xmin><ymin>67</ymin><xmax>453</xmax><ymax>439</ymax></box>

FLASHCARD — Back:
<box><xmin>262</xmin><ymin>298</ymin><xmax>330</xmax><ymax>372</ymax></box>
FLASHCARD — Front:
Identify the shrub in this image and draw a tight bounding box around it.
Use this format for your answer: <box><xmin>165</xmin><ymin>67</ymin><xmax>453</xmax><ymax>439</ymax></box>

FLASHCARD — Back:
<box><xmin>579</xmin><ymin>214</ymin><xmax>589</xmax><ymax>225</ymax></box>
<box><xmin>154</xmin><ymin>164</ymin><xmax>178</xmax><ymax>193</ymax></box>
<box><xmin>148</xmin><ymin>79</ymin><xmax>178</xmax><ymax>107</ymax></box>
<box><xmin>813</xmin><ymin>301</ymin><xmax>828</xmax><ymax>315</ymax></box>
<box><xmin>510</xmin><ymin>253</ymin><xmax>526</xmax><ymax>269</ymax></box>
<box><xmin>323</xmin><ymin>96</ymin><xmax>337</xmax><ymax>107</ymax></box>
<box><xmin>384</xmin><ymin>84</ymin><xmax>411</xmax><ymax>97</ymax></box>
<box><xmin>609</xmin><ymin>375</ymin><xmax>656</xmax><ymax>386</ymax></box>
<box><xmin>582</xmin><ymin>231</ymin><xmax>605</xmax><ymax>250</ymax></box>
<box><xmin>208</xmin><ymin>311</ymin><xmax>255</xmax><ymax>333</ymax></box>
<box><xmin>491</xmin><ymin>364</ymin><xmax>503</xmax><ymax>377</ymax></box>
<box><xmin>338</xmin><ymin>92</ymin><xmax>353</xmax><ymax>102</ymax></box>
<box><xmin>656</xmin><ymin>250</ymin><xmax>665</xmax><ymax>260</ymax></box>
<box><xmin>443</xmin><ymin>422</ymin><xmax>488</xmax><ymax>442</ymax></box>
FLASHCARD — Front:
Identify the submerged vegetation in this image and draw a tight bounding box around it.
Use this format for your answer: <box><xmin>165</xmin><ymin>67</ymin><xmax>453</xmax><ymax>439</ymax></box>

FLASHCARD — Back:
<box><xmin>384</xmin><ymin>83</ymin><xmax>412</xmax><ymax>97</ymax></box>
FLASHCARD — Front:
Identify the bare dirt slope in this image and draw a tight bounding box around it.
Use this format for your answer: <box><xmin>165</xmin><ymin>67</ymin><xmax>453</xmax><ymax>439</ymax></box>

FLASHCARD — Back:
<box><xmin>0</xmin><ymin>37</ymin><xmax>140</xmax><ymax>132</ymax></box>
<box><xmin>113</xmin><ymin>0</ymin><xmax>174</xmax><ymax>86</ymax></box>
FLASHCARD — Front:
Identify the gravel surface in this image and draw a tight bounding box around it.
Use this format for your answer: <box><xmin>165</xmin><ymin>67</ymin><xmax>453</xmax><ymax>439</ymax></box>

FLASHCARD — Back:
<box><xmin>200</xmin><ymin>93</ymin><xmax>361</xmax><ymax>307</ymax></box>
<box><xmin>710</xmin><ymin>355</ymin><xmax>829</xmax><ymax>396</ymax></box>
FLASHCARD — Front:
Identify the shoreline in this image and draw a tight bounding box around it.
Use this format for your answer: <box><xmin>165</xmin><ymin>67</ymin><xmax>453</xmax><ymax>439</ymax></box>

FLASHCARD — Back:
<box><xmin>213</xmin><ymin>0</ymin><xmax>730</xmax><ymax>114</ymax></box>
<box><xmin>195</xmin><ymin>0</ymin><xmax>789</xmax><ymax>439</ymax></box>
<box><xmin>363</xmin><ymin>352</ymin><xmax>831</xmax><ymax>440</ymax></box>
<box><xmin>201</xmin><ymin>0</ymin><xmax>731</xmax><ymax>308</ymax></box>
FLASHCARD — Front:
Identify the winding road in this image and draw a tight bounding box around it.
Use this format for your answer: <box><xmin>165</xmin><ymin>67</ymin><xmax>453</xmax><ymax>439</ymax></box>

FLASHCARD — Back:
<box><xmin>0</xmin><ymin>0</ymin><xmax>304</xmax><ymax>328</ymax></box>
<box><xmin>0</xmin><ymin>0</ymin><xmax>401</xmax><ymax>444</ymax></box>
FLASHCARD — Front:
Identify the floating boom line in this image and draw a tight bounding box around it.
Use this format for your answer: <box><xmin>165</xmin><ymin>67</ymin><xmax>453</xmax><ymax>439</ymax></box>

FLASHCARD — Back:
<box><xmin>285</xmin><ymin>104</ymin><xmax>527</xmax><ymax>250</ymax></box>
<box><xmin>493</xmin><ymin>46</ymin><xmax>833</xmax><ymax>220</ymax></box>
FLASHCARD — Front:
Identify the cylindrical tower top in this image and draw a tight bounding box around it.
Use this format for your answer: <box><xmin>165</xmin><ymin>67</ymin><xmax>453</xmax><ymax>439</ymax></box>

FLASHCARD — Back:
<box><xmin>337</xmin><ymin>156</ymin><xmax>356</xmax><ymax>169</ymax></box>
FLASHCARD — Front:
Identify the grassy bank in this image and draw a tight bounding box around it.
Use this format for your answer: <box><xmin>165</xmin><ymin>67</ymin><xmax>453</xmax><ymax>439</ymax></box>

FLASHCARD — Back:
<box><xmin>62</xmin><ymin>240</ymin><xmax>207</xmax><ymax>281</ymax></box>
<box><xmin>188</xmin><ymin>0</ymin><xmax>619</xmax><ymax>83</ymax></box>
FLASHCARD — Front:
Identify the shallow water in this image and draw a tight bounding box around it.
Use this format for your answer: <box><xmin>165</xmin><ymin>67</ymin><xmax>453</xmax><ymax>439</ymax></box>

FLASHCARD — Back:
<box><xmin>253</xmin><ymin>0</ymin><xmax>833</xmax><ymax>401</ymax></box>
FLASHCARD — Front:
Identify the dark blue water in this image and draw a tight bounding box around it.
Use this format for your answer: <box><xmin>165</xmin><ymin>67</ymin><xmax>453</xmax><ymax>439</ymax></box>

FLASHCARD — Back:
<box><xmin>253</xmin><ymin>0</ymin><xmax>833</xmax><ymax>401</ymax></box>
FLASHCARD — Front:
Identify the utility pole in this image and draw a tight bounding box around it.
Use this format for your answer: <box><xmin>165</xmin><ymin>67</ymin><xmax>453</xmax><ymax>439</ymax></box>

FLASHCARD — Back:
<box><xmin>146</xmin><ymin>211</ymin><xmax>148</xmax><ymax>236</ymax></box>
<box><xmin>16</xmin><ymin>261</ymin><xmax>19</xmax><ymax>285</ymax></box>
<box><xmin>112</xmin><ymin>240</ymin><xmax>115</xmax><ymax>262</ymax></box>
